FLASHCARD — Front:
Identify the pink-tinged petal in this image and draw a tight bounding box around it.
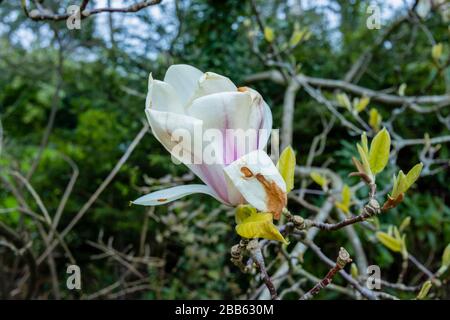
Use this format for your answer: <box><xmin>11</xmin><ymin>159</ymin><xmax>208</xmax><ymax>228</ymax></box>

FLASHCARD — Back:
<box><xmin>132</xmin><ymin>184</ymin><xmax>223</xmax><ymax>206</ymax></box>
<box><xmin>146</xmin><ymin>74</ymin><xmax>184</xmax><ymax>114</ymax></box>
<box><xmin>146</xmin><ymin>109</ymin><xmax>232</xmax><ymax>204</ymax></box>
<box><xmin>224</xmin><ymin>150</ymin><xmax>287</xmax><ymax>219</ymax></box>
<box><xmin>246</xmin><ymin>87</ymin><xmax>273</xmax><ymax>150</ymax></box>
<box><xmin>164</xmin><ymin>64</ymin><xmax>203</xmax><ymax>107</ymax></box>
<box><xmin>145</xmin><ymin>108</ymin><xmax>203</xmax><ymax>164</ymax></box>
<box><xmin>187</xmin><ymin>90</ymin><xmax>272</xmax><ymax>164</ymax></box>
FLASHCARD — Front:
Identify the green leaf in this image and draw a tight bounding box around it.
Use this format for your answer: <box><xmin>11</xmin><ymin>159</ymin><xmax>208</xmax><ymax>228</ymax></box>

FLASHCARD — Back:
<box><xmin>398</xmin><ymin>83</ymin><xmax>407</xmax><ymax>96</ymax></box>
<box><xmin>341</xmin><ymin>184</ymin><xmax>351</xmax><ymax>207</ymax></box>
<box><xmin>289</xmin><ymin>29</ymin><xmax>307</xmax><ymax>47</ymax></box>
<box><xmin>391</xmin><ymin>163</ymin><xmax>423</xmax><ymax>199</ymax></box>
<box><xmin>442</xmin><ymin>243</ymin><xmax>450</xmax><ymax>268</ymax></box>
<box><xmin>354</xmin><ymin>96</ymin><xmax>370</xmax><ymax>113</ymax></box>
<box><xmin>401</xmin><ymin>234</ymin><xmax>408</xmax><ymax>259</ymax></box>
<box><xmin>432</xmin><ymin>43</ymin><xmax>443</xmax><ymax>62</ymax></box>
<box><xmin>350</xmin><ymin>263</ymin><xmax>359</xmax><ymax>279</ymax></box>
<box><xmin>376</xmin><ymin>231</ymin><xmax>402</xmax><ymax>253</ymax></box>
<box><xmin>277</xmin><ymin>146</ymin><xmax>296</xmax><ymax>193</ymax></box>
<box><xmin>335</xmin><ymin>184</ymin><xmax>352</xmax><ymax>214</ymax></box>
<box><xmin>310</xmin><ymin>172</ymin><xmax>328</xmax><ymax>189</ymax></box>
<box><xmin>361</xmin><ymin>132</ymin><xmax>369</xmax><ymax>155</ymax></box>
<box><xmin>357</xmin><ymin>143</ymin><xmax>372</xmax><ymax>178</ymax></box>
<box><xmin>416</xmin><ymin>281</ymin><xmax>432</xmax><ymax>300</ymax></box>
<box><xmin>369</xmin><ymin>108</ymin><xmax>382</xmax><ymax>132</ymax></box>
<box><xmin>399</xmin><ymin>216</ymin><xmax>411</xmax><ymax>232</ymax></box>
<box><xmin>336</xmin><ymin>93</ymin><xmax>352</xmax><ymax>111</ymax></box>
<box><xmin>264</xmin><ymin>26</ymin><xmax>275</xmax><ymax>42</ymax></box>
<box><xmin>393</xmin><ymin>226</ymin><xmax>401</xmax><ymax>240</ymax></box>
<box><xmin>235</xmin><ymin>211</ymin><xmax>288</xmax><ymax>244</ymax></box>
<box><xmin>235</xmin><ymin>204</ymin><xmax>256</xmax><ymax>224</ymax></box>
<box><xmin>392</xmin><ymin>170</ymin><xmax>407</xmax><ymax>198</ymax></box>
<box><xmin>369</xmin><ymin>128</ymin><xmax>391</xmax><ymax>175</ymax></box>
<box><xmin>405</xmin><ymin>163</ymin><xmax>423</xmax><ymax>189</ymax></box>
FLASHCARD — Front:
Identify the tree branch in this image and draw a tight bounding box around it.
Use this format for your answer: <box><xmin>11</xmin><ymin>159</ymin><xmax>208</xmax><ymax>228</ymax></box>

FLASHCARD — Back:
<box><xmin>22</xmin><ymin>0</ymin><xmax>163</xmax><ymax>21</ymax></box>
<box><xmin>300</xmin><ymin>247</ymin><xmax>352</xmax><ymax>300</ymax></box>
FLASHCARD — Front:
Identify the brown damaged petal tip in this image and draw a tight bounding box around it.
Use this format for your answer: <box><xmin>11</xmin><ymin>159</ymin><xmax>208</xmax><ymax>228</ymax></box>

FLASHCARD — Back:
<box><xmin>240</xmin><ymin>167</ymin><xmax>254</xmax><ymax>178</ymax></box>
<box><xmin>255</xmin><ymin>174</ymin><xmax>286</xmax><ymax>220</ymax></box>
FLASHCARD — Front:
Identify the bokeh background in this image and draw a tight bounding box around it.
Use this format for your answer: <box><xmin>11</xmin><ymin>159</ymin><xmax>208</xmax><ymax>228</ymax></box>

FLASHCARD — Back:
<box><xmin>0</xmin><ymin>0</ymin><xmax>449</xmax><ymax>299</ymax></box>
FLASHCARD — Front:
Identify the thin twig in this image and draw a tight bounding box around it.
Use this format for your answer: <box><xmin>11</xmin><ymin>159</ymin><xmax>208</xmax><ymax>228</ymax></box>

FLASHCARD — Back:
<box><xmin>300</xmin><ymin>247</ymin><xmax>352</xmax><ymax>300</ymax></box>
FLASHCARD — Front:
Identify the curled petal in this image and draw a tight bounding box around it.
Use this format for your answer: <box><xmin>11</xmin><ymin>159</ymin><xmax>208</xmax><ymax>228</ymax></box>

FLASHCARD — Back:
<box><xmin>146</xmin><ymin>109</ymin><xmax>236</xmax><ymax>204</ymax></box>
<box><xmin>146</xmin><ymin>74</ymin><xmax>183</xmax><ymax>114</ymax></box>
<box><xmin>145</xmin><ymin>109</ymin><xmax>203</xmax><ymax>164</ymax></box>
<box><xmin>224</xmin><ymin>150</ymin><xmax>287</xmax><ymax>219</ymax></box>
<box><xmin>164</xmin><ymin>64</ymin><xmax>203</xmax><ymax>107</ymax></box>
<box><xmin>187</xmin><ymin>91</ymin><xmax>270</xmax><ymax>164</ymax></box>
<box><xmin>190</xmin><ymin>72</ymin><xmax>237</xmax><ymax>102</ymax></box>
<box><xmin>132</xmin><ymin>184</ymin><xmax>222</xmax><ymax>206</ymax></box>
<box><xmin>247</xmin><ymin>88</ymin><xmax>273</xmax><ymax>150</ymax></box>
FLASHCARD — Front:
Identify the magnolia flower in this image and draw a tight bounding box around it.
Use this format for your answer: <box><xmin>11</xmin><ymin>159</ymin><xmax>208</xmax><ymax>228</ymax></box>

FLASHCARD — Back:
<box><xmin>133</xmin><ymin>64</ymin><xmax>287</xmax><ymax>217</ymax></box>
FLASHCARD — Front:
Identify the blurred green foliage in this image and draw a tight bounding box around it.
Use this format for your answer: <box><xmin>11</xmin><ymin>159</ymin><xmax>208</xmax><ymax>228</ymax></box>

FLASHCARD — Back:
<box><xmin>0</xmin><ymin>0</ymin><xmax>449</xmax><ymax>299</ymax></box>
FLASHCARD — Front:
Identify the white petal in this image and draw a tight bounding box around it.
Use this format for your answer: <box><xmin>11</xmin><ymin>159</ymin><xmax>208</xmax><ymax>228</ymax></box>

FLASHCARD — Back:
<box><xmin>190</xmin><ymin>72</ymin><xmax>237</xmax><ymax>101</ymax></box>
<box><xmin>132</xmin><ymin>184</ymin><xmax>222</xmax><ymax>206</ymax></box>
<box><xmin>146</xmin><ymin>74</ymin><xmax>184</xmax><ymax>114</ymax></box>
<box><xmin>164</xmin><ymin>64</ymin><xmax>203</xmax><ymax>107</ymax></box>
<box><xmin>247</xmin><ymin>88</ymin><xmax>273</xmax><ymax>150</ymax></box>
<box><xmin>188</xmin><ymin>91</ymin><xmax>252</xmax><ymax>130</ymax></box>
<box><xmin>146</xmin><ymin>109</ymin><xmax>232</xmax><ymax>204</ymax></box>
<box><xmin>224</xmin><ymin>150</ymin><xmax>286</xmax><ymax>218</ymax></box>
<box><xmin>146</xmin><ymin>108</ymin><xmax>202</xmax><ymax>162</ymax></box>
<box><xmin>187</xmin><ymin>91</ymin><xmax>271</xmax><ymax>163</ymax></box>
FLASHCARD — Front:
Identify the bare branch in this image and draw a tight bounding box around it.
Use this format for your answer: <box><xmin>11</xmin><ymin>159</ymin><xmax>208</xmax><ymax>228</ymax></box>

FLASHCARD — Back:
<box><xmin>245</xmin><ymin>70</ymin><xmax>450</xmax><ymax>110</ymax></box>
<box><xmin>22</xmin><ymin>0</ymin><xmax>163</xmax><ymax>21</ymax></box>
<box><xmin>37</xmin><ymin>122</ymin><xmax>149</xmax><ymax>265</ymax></box>
<box><xmin>300</xmin><ymin>247</ymin><xmax>352</xmax><ymax>300</ymax></box>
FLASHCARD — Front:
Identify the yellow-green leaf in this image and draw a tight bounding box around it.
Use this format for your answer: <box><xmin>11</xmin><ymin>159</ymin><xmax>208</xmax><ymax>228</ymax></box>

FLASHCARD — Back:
<box><xmin>369</xmin><ymin>128</ymin><xmax>391</xmax><ymax>175</ymax></box>
<box><xmin>437</xmin><ymin>243</ymin><xmax>450</xmax><ymax>276</ymax></box>
<box><xmin>277</xmin><ymin>146</ymin><xmax>296</xmax><ymax>193</ymax></box>
<box><xmin>289</xmin><ymin>29</ymin><xmax>307</xmax><ymax>47</ymax></box>
<box><xmin>399</xmin><ymin>216</ymin><xmax>411</xmax><ymax>232</ymax></box>
<box><xmin>235</xmin><ymin>211</ymin><xmax>288</xmax><ymax>244</ymax></box>
<box><xmin>335</xmin><ymin>202</ymin><xmax>348</xmax><ymax>213</ymax></box>
<box><xmin>392</xmin><ymin>170</ymin><xmax>407</xmax><ymax>198</ymax></box>
<box><xmin>235</xmin><ymin>204</ymin><xmax>256</xmax><ymax>224</ymax></box>
<box><xmin>310</xmin><ymin>172</ymin><xmax>328</xmax><ymax>189</ymax></box>
<box><xmin>442</xmin><ymin>243</ymin><xmax>450</xmax><ymax>268</ymax></box>
<box><xmin>398</xmin><ymin>83</ymin><xmax>407</xmax><ymax>96</ymax></box>
<box><xmin>336</xmin><ymin>93</ymin><xmax>352</xmax><ymax>111</ymax></box>
<box><xmin>376</xmin><ymin>231</ymin><xmax>403</xmax><ymax>253</ymax></box>
<box><xmin>341</xmin><ymin>184</ymin><xmax>351</xmax><ymax>207</ymax></box>
<box><xmin>416</xmin><ymin>281</ymin><xmax>432</xmax><ymax>300</ymax></box>
<box><xmin>393</xmin><ymin>226</ymin><xmax>401</xmax><ymax>240</ymax></box>
<box><xmin>361</xmin><ymin>132</ymin><xmax>369</xmax><ymax>156</ymax></box>
<box><xmin>397</xmin><ymin>171</ymin><xmax>409</xmax><ymax>195</ymax></box>
<box><xmin>336</xmin><ymin>184</ymin><xmax>352</xmax><ymax>213</ymax></box>
<box><xmin>432</xmin><ymin>43</ymin><xmax>443</xmax><ymax>61</ymax></box>
<box><xmin>391</xmin><ymin>163</ymin><xmax>423</xmax><ymax>199</ymax></box>
<box><xmin>357</xmin><ymin>143</ymin><xmax>372</xmax><ymax>178</ymax></box>
<box><xmin>264</xmin><ymin>26</ymin><xmax>275</xmax><ymax>42</ymax></box>
<box><xmin>355</xmin><ymin>96</ymin><xmax>370</xmax><ymax>113</ymax></box>
<box><xmin>369</xmin><ymin>108</ymin><xmax>382</xmax><ymax>132</ymax></box>
<box><xmin>401</xmin><ymin>234</ymin><xmax>408</xmax><ymax>259</ymax></box>
<box><xmin>350</xmin><ymin>263</ymin><xmax>359</xmax><ymax>279</ymax></box>
<box><xmin>303</xmin><ymin>31</ymin><xmax>312</xmax><ymax>41</ymax></box>
<box><xmin>405</xmin><ymin>163</ymin><xmax>423</xmax><ymax>189</ymax></box>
